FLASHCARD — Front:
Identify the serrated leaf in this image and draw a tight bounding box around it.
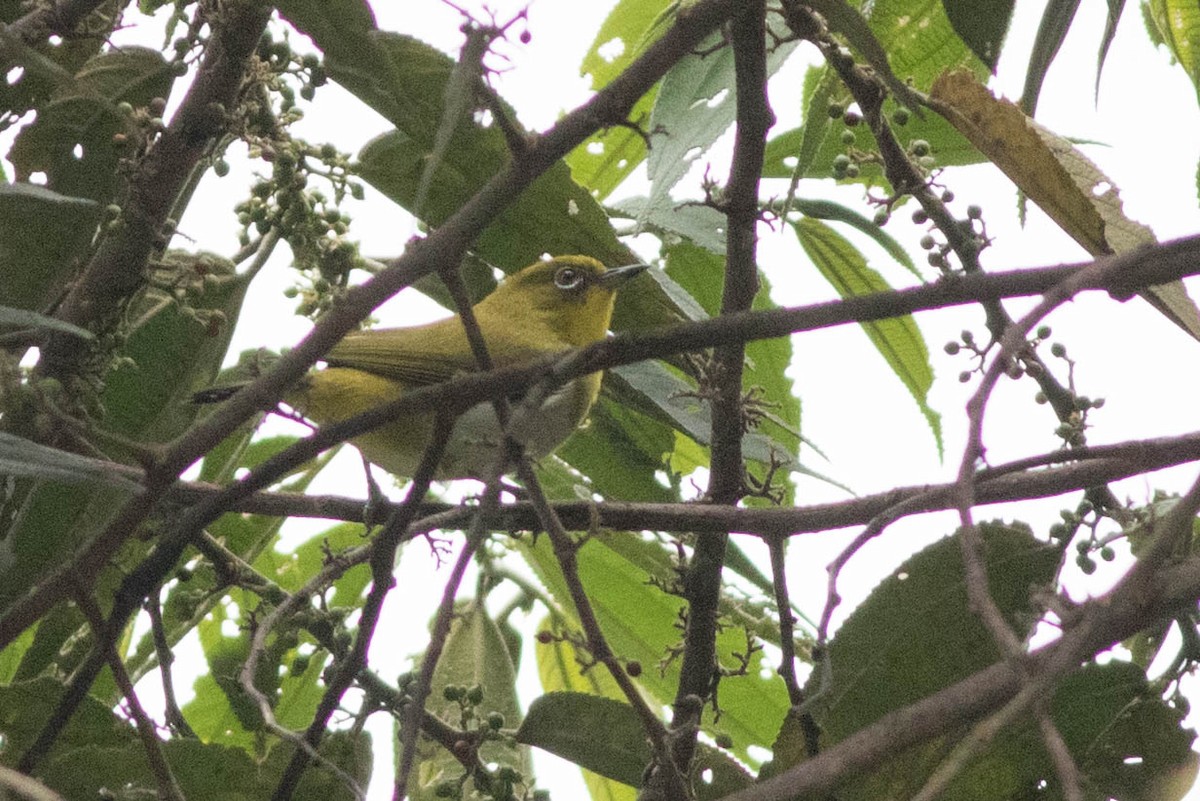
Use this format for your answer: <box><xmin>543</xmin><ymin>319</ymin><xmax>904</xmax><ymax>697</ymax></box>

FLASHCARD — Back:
<box><xmin>641</xmin><ymin>16</ymin><xmax>798</xmax><ymax>221</ymax></box>
<box><xmin>566</xmin><ymin>0</ymin><xmax>672</xmax><ymax>198</ymax></box>
<box><xmin>930</xmin><ymin>70</ymin><xmax>1200</xmax><ymax>340</ymax></box>
<box><xmin>1145</xmin><ymin>0</ymin><xmax>1200</xmax><ymax>101</ymax></box>
<box><xmin>794</xmin><ymin>217</ymin><xmax>942</xmax><ymax>456</ymax></box>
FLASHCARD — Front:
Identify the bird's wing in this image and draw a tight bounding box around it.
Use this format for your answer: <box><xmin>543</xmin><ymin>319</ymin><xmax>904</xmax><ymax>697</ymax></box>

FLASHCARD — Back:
<box><xmin>324</xmin><ymin>320</ymin><xmax>479</xmax><ymax>387</ymax></box>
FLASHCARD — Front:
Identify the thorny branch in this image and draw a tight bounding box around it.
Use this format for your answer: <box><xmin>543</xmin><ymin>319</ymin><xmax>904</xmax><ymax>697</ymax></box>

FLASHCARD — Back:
<box><xmin>660</xmin><ymin>2</ymin><xmax>772</xmax><ymax>793</ymax></box>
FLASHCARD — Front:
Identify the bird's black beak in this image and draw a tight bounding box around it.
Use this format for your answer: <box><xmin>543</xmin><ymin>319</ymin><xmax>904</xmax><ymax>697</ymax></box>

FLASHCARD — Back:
<box><xmin>599</xmin><ymin>263</ymin><xmax>649</xmax><ymax>288</ymax></box>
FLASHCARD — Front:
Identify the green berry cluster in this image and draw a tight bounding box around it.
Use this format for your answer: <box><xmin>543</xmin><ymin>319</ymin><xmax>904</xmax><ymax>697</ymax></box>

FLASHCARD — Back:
<box><xmin>1050</xmin><ymin>500</ymin><xmax>1118</xmax><ymax>575</ymax></box>
<box><xmin>827</xmin><ymin>102</ymin><xmax>863</xmax><ymax>180</ymax></box>
<box><xmin>233</xmin><ymin>140</ymin><xmax>363</xmax><ymax>318</ymax></box>
<box><xmin>943</xmin><ymin>329</ymin><xmax>984</xmax><ymax>383</ymax></box>
<box><xmin>255</xmin><ymin>34</ymin><xmax>329</xmax><ymax>107</ymax></box>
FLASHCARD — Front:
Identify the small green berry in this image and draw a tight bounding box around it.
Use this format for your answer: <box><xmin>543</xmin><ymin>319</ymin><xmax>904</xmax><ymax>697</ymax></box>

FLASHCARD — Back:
<box><xmin>1050</xmin><ymin>342</ymin><xmax>1067</xmax><ymax>358</ymax></box>
<box><xmin>958</xmin><ymin>370</ymin><xmax>972</xmax><ymax>383</ymax></box>
<box><xmin>873</xmin><ymin>209</ymin><xmax>890</xmax><ymax>226</ymax></box>
<box><xmin>967</xmin><ymin>204</ymin><xmax>983</xmax><ymax>219</ymax></box>
<box><xmin>841</xmin><ymin>129</ymin><xmax>856</xmax><ymax>145</ymax></box>
<box><xmin>1034</xmin><ymin>391</ymin><xmax>1048</xmax><ymax>404</ymax></box>
<box><xmin>920</xmin><ymin>233</ymin><xmax>935</xmax><ymax>250</ymax></box>
<box><xmin>843</xmin><ymin>110</ymin><xmax>861</xmax><ymax>126</ymax></box>
<box><xmin>941</xmin><ymin>189</ymin><xmax>955</xmax><ymax>203</ymax></box>
<box><xmin>944</xmin><ymin>341</ymin><xmax>960</xmax><ymax>355</ymax></box>
<box><xmin>912</xmin><ymin>209</ymin><xmax>928</xmax><ymax>224</ymax></box>
<box><xmin>1036</xmin><ymin>325</ymin><xmax>1051</xmax><ymax>339</ymax></box>
<box><xmin>844</xmin><ymin>164</ymin><xmax>860</xmax><ymax>178</ymax></box>
<box><xmin>910</xmin><ymin>139</ymin><xmax>930</xmax><ymax>157</ymax></box>
<box><xmin>827</xmin><ymin>102</ymin><xmax>844</xmax><ymax>119</ymax></box>
<box><xmin>892</xmin><ymin>107</ymin><xmax>910</xmax><ymax>126</ymax></box>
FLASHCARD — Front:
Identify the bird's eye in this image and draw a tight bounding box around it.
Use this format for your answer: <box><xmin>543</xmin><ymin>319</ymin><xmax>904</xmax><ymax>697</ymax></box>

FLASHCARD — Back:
<box><xmin>554</xmin><ymin>266</ymin><xmax>585</xmax><ymax>290</ymax></box>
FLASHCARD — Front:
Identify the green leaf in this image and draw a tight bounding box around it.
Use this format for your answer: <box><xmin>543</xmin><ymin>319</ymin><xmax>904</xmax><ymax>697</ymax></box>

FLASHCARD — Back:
<box><xmin>277</xmin><ymin>8</ymin><xmax>699</xmax><ymax>335</ymax></box>
<box><xmin>0</xmin><ymin>677</ymin><xmax>137</xmax><ymax>761</ymax></box>
<box><xmin>0</xmin><ymin>304</ymin><xmax>94</xmax><ymax>339</ymax></box>
<box><xmin>865</xmin><ymin>0</ymin><xmax>986</xmax><ymax>89</ymax></box>
<box><xmin>102</xmin><ymin>251</ymin><xmax>251</xmax><ymax>444</ymax></box>
<box><xmin>941</xmin><ymin>0</ymin><xmax>1015</xmax><ymax>72</ymax></box>
<box><xmin>517</xmin><ymin>691</ymin><xmax>753</xmax><ymax>799</ymax></box>
<box><xmin>533</xmin><ymin>618</ymin><xmax>638</xmax><ymax>801</ymax></box>
<box><xmin>403</xmin><ymin>601</ymin><xmax>527</xmax><ymax>801</ymax></box>
<box><xmin>0</xmin><ymin>1</ymin><xmax>115</xmax><ymax>121</ymax></box>
<box><xmin>8</xmin><ymin>46</ymin><xmax>174</xmax><ymax>202</ymax></box>
<box><xmin>0</xmin><ymin>432</ymin><xmax>142</xmax><ymax>492</ymax></box>
<box><xmin>789</xmin><ymin>0</ymin><xmax>990</xmax><ymax>187</ymax></box>
<box><xmin>517</xmin><ymin>692</ymin><xmax>650</xmax><ymax>787</ymax></box>
<box><xmin>567</xmin><ymin>0</ymin><xmax>672</xmax><ymax>198</ymax></box>
<box><xmin>641</xmin><ymin>17</ymin><xmax>797</xmax><ymax>222</ymax></box>
<box><xmin>1145</xmin><ymin>0</ymin><xmax>1200</xmax><ymax>102</ymax></box>
<box><xmin>555</xmin><ymin>396</ymin><xmax>678</xmax><ymax>503</ymax></box>
<box><xmin>794</xmin><ymin>217</ymin><xmax>942</xmax><ymax>456</ymax></box>
<box><xmin>1021</xmin><ymin>0</ymin><xmax>1082</xmax><ymax>116</ymax></box>
<box><xmin>517</xmin><ymin>532</ymin><xmax>790</xmax><ymax>766</ymax></box>
<box><xmin>786</xmin><ymin>197</ymin><xmax>918</xmax><ymax>278</ymax></box>
<box><xmin>0</xmin><ymin>183</ymin><xmax>102</xmax><ymax>312</ymax></box>
<box><xmin>793</xmin><ymin>523</ymin><xmax>1061</xmax><ymax>796</ymax></box>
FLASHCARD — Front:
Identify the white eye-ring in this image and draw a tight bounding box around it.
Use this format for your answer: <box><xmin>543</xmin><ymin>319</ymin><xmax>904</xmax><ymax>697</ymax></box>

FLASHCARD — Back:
<box><xmin>554</xmin><ymin>266</ymin><xmax>585</xmax><ymax>290</ymax></box>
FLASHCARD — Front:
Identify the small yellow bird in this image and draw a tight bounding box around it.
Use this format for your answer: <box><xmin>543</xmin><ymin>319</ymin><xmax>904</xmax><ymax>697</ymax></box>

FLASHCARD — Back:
<box><xmin>230</xmin><ymin>256</ymin><xmax>646</xmax><ymax>479</ymax></box>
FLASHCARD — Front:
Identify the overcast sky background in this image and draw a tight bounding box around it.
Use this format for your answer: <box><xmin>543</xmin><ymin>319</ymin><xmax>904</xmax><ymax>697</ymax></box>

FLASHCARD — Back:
<box><xmin>8</xmin><ymin>0</ymin><xmax>1199</xmax><ymax>797</ymax></box>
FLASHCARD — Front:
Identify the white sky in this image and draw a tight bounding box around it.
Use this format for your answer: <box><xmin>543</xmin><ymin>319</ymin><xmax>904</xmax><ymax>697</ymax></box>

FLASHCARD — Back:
<box><xmin>7</xmin><ymin>0</ymin><xmax>1200</xmax><ymax>797</ymax></box>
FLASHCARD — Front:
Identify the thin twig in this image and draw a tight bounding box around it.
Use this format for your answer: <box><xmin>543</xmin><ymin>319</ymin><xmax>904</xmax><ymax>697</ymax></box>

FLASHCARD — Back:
<box><xmin>273</xmin><ymin>413</ymin><xmax>456</xmax><ymax>800</ymax></box>
<box><xmin>73</xmin><ymin>594</ymin><xmax>185</xmax><ymax>801</ymax></box>
<box><xmin>393</xmin><ymin>471</ymin><xmax>506</xmax><ymax>800</ymax></box>
<box><xmin>144</xmin><ymin>596</ymin><xmax>195</xmax><ymax>738</ymax></box>
<box><xmin>514</xmin><ymin>459</ymin><xmax>681</xmax><ymax>794</ymax></box>
<box><xmin>5</xmin><ymin>230</ymin><xmax>1200</xmax><ymax>656</ymax></box>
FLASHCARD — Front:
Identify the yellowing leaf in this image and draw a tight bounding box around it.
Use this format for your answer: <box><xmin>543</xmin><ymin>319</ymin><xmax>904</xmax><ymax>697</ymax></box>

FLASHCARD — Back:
<box><xmin>929</xmin><ymin>70</ymin><xmax>1200</xmax><ymax>340</ymax></box>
